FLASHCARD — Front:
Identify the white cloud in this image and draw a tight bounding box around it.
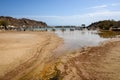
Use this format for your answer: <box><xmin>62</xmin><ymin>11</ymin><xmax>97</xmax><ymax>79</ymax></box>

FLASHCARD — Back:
<box><xmin>89</xmin><ymin>5</ymin><xmax>108</xmax><ymax>9</ymax></box>
<box><xmin>29</xmin><ymin>10</ymin><xmax>120</xmax><ymax>19</ymax></box>
<box><xmin>16</xmin><ymin>10</ymin><xmax>120</xmax><ymax>26</ymax></box>
<box><xmin>36</xmin><ymin>10</ymin><xmax>120</xmax><ymax>25</ymax></box>
<box><xmin>85</xmin><ymin>11</ymin><xmax>120</xmax><ymax>17</ymax></box>
<box><xmin>111</xmin><ymin>3</ymin><xmax>120</xmax><ymax>6</ymax></box>
<box><xmin>86</xmin><ymin>3</ymin><xmax>120</xmax><ymax>10</ymax></box>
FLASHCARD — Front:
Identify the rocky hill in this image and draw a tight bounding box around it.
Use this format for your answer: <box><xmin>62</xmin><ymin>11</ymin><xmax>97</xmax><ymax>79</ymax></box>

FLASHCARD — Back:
<box><xmin>87</xmin><ymin>20</ymin><xmax>120</xmax><ymax>30</ymax></box>
<box><xmin>0</xmin><ymin>16</ymin><xmax>47</xmax><ymax>27</ymax></box>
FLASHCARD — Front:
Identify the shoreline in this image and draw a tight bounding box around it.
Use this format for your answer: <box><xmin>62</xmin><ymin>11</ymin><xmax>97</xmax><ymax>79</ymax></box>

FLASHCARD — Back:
<box><xmin>37</xmin><ymin>38</ymin><xmax>120</xmax><ymax>80</ymax></box>
<box><xmin>56</xmin><ymin>38</ymin><xmax>120</xmax><ymax>80</ymax></box>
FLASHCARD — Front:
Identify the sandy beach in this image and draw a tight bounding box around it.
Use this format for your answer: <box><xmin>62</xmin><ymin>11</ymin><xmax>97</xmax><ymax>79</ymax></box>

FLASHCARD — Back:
<box><xmin>0</xmin><ymin>31</ymin><xmax>120</xmax><ymax>80</ymax></box>
<box><xmin>0</xmin><ymin>31</ymin><xmax>62</xmax><ymax>80</ymax></box>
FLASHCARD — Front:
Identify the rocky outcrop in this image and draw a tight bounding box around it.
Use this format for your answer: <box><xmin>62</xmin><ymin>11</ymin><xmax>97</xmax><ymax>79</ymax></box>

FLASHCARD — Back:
<box><xmin>0</xmin><ymin>16</ymin><xmax>47</xmax><ymax>27</ymax></box>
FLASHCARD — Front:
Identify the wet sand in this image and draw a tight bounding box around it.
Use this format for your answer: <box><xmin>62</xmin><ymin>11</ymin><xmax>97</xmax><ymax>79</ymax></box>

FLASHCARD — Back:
<box><xmin>0</xmin><ymin>31</ymin><xmax>62</xmax><ymax>80</ymax></box>
<box><xmin>30</xmin><ymin>38</ymin><xmax>120</xmax><ymax>80</ymax></box>
<box><xmin>56</xmin><ymin>39</ymin><xmax>120</xmax><ymax>80</ymax></box>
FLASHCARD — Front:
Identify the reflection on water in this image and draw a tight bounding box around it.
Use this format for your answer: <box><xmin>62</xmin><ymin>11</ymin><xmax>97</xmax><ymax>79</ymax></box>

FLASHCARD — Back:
<box><xmin>54</xmin><ymin>30</ymin><xmax>108</xmax><ymax>52</ymax></box>
<box><xmin>51</xmin><ymin>30</ymin><xmax>120</xmax><ymax>56</ymax></box>
<box><xmin>98</xmin><ymin>31</ymin><xmax>120</xmax><ymax>38</ymax></box>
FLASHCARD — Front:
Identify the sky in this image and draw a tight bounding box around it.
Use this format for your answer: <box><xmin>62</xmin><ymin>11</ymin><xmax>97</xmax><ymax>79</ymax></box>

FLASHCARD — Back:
<box><xmin>0</xmin><ymin>0</ymin><xmax>120</xmax><ymax>26</ymax></box>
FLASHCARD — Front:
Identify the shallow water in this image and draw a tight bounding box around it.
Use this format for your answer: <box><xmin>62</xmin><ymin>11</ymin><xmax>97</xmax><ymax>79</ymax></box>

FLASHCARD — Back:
<box><xmin>53</xmin><ymin>30</ymin><xmax>108</xmax><ymax>54</ymax></box>
<box><xmin>34</xmin><ymin>28</ymin><xmax>119</xmax><ymax>56</ymax></box>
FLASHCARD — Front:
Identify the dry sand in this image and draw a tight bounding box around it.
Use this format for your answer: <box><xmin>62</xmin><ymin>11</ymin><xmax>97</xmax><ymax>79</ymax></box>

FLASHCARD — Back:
<box><xmin>0</xmin><ymin>31</ymin><xmax>62</xmax><ymax>80</ymax></box>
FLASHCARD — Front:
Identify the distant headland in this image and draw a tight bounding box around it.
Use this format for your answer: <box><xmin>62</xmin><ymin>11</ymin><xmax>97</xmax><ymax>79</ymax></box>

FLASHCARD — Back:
<box><xmin>0</xmin><ymin>16</ymin><xmax>47</xmax><ymax>30</ymax></box>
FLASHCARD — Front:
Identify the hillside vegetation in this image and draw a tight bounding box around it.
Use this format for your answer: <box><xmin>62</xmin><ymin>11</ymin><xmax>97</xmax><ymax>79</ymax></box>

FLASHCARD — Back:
<box><xmin>88</xmin><ymin>20</ymin><xmax>120</xmax><ymax>30</ymax></box>
<box><xmin>0</xmin><ymin>16</ymin><xmax>47</xmax><ymax>28</ymax></box>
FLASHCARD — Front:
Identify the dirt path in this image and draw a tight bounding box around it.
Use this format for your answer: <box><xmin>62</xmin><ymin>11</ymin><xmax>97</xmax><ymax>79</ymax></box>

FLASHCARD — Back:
<box><xmin>0</xmin><ymin>31</ymin><xmax>62</xmax><ymax>80</ymax></box>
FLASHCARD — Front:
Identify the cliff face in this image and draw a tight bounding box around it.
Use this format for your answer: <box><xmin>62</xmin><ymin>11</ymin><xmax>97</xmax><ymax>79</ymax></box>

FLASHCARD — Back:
<box><xmin>0</xmin><ymin>16</ymin><xmax>47</xmax><ymax>27</ymax></box>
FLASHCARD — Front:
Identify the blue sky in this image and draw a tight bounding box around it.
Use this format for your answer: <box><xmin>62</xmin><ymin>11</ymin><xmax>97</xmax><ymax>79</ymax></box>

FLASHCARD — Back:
<box><xmin>0</xmin><ymin>0</ymin><xmax>120</xmax><ymax>26</ymax></box>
